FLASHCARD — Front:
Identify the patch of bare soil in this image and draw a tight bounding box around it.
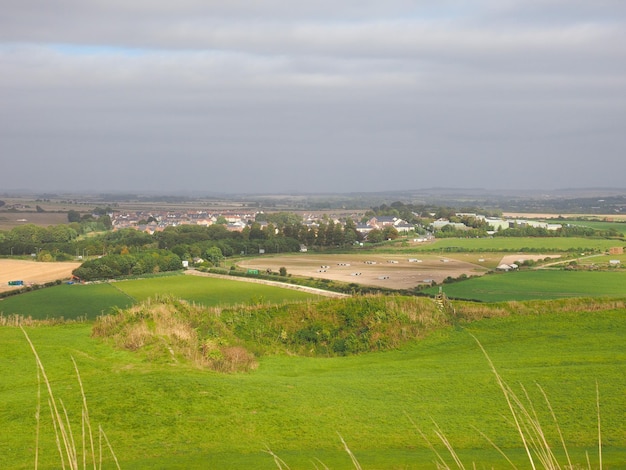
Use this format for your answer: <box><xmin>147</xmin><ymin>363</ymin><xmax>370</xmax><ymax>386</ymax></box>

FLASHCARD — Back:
<box><xmin>238</xmin><ymin>253</ymin><xmax>489</xmax><ymax>290</ymax></box>
<box><xmin>0</xmin><ymin>259</ymin><xmax>81</xmax><ymax>292</ymax></box>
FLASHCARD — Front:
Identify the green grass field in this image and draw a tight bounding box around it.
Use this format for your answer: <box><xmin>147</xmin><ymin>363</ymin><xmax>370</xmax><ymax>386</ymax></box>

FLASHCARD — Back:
<box><xmin>567</xmin><ymin>220</ymin><xmax>626</xmax><ymax>235</ymax></box>
<box><xmin>114</xmin><ymin>274</ymin><xmax>319</xmax><ymax>305</ymax></box>
<box><xmin>401</xmin><ymin>237</ymin><xmax>623</xmax><ymax>253</ymax></box>
<box><xmin>426</xmin><ymin>270</ymin><xmax>626</xmax><ymax>301</ymax></box>
<box><xmin>0</xmin><ymin>274</ymin><xmax>319</xmax><ymax>320</ymax></box>
<box><xmin>0</xmin><ymin>283</ymin><xmax>134</xmax><ymax>320</ymax></box>
<box><xmin>2</xmin><ymin>306</ymin><xmax>624</xmax><ymax>469</ymax></box>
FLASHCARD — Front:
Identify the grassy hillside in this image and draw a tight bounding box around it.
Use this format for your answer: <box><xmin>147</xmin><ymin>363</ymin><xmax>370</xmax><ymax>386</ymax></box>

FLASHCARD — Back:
<box><xmin>2</xmin><ymin>297</ymin><xmax>625</xmax><ymax>469</ymax></box>
<box><xmin>91</xmin><ymin>296</ymin><xmax>446</xmax><ymax>370</ymax></box>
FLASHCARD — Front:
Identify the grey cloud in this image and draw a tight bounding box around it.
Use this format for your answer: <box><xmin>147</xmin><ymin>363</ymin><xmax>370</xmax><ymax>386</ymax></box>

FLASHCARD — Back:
<box><xmin>0</xmin><ymin>1</ymin><xmax>625</xmax><ymax>193</ymax></box>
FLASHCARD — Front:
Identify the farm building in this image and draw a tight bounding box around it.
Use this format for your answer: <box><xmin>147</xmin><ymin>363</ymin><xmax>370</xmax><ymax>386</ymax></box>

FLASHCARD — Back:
<box><xmin>609</xmin><ymin>247</ymin><xmax>624</xmax><ymax>255</ymax></box>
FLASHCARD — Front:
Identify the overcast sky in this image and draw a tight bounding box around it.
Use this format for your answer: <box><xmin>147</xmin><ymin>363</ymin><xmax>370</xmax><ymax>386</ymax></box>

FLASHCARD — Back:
<box><xmin>1</xmin><ymin>1</ymin><xmax>625</xmax><ymax>194</ymax></box>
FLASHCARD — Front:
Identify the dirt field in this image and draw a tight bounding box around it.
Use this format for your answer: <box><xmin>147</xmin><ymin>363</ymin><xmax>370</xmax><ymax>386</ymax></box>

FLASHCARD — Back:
<box><xmin>0</xmin><ymin>212</ymin><xmax>69</xmax><ymax>230</ymax></box>
<box><xmin>238</xmin><ymin>253</ymin><xmax>488</xmax><ymax>289</ymax></box>
<box><xmin>0</xmin><ymin>259</ymin><xmax>81</xmax><ymax>292</ymax></box>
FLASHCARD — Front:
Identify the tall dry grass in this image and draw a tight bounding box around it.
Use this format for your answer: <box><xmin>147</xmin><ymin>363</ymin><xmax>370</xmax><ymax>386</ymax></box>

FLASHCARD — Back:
<box><xmin>0</xmin><ymin>314</ymin><xmax>87</xmax><ymax>327</ymax></box>
<box><xmin>92</xmin><ymin>295</ymin><xmax>257</xmax><ymax>372</ymax></box>
<box><xmin>21</xmin><ymin>327</ymin><xmax>120</xmax><ymax>470</ymax></box>
<box><xmin>270</xmin><ymin>335</ymin><xmax>605</xmax><ymax>470</ymax></box>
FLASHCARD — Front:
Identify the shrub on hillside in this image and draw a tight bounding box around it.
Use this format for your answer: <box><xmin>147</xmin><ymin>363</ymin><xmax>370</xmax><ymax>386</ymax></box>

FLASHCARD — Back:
<box><xmin>93</xmin><ymin>295</ymin><xmax>257</xmax><ymax>372</ymax></box>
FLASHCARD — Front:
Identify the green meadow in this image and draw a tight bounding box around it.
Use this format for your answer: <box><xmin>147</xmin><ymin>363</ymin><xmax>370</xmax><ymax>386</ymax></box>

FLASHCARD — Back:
<box><xmin>0</xmin><ymin>283</ymin><xmax>133</xmax><ymax>319</ymax></box>
<box><xmin>403</xmin><ymin>236</ymin><xmax>622</xmax><ymax>253</ymax></box>
<box><xmin>2</xmin><ymin>305</ymin><xmax>625</xmax><ymax>469</ymax></box>
<box><xmin>0</xmin><ymin>274</ymin><xmax>319</xmax><ymax>320</ymax></box>
<box><xmin>0</xmin><ymin>311</ymin><xmax>626</xmax><ymax>469</ymax></box>
<box><xmin>1</xmin><ymin>257</ymin><xmax>625</xmax><ymax>468</ymax></box>
<box><xmin>114</xmin><ymin>274</ymin><xmax>318</xmax><ymax>305</ymax></box>
<box><xmin>567</xmin><ymin>220</ymin><xmax>626</xmax><ymax>235</ymax></box>
<box><xmin>426</xmin><ymin>270</ymin><xmax>626</xmax><ymax>301</ymax></box>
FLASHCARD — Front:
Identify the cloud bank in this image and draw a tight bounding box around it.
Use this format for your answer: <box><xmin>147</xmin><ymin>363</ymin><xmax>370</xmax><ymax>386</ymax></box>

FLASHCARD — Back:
<box><xmin>1</xmin><ymin>1</ymin><xmax>625</xmax><ymax>193</ymax></box>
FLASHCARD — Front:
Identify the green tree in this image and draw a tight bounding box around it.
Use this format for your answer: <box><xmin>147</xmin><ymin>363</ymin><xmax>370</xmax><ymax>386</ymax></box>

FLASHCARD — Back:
<box><xmin>205</xmin><ymin>246</ymin><xmax>224</xmax><ymax>266</ymax></box>
<box><xmin>382</xmin><ymin>226</ymin><xmax>399</xmax><ymax>240</ymax></box>
<box><xmin>99</xmin><ymin>214</ymin><xmax>113</xmax><ymax>230</ymax></box>
<box><xmin>367</xmin><ymin>229</ymin><xmax>383</xmax><ymax>243</ymax></box>
<box><xmin>67</xmin><ymin>210</ymin><xmax>81</xmax><ymax>223</ymax></box>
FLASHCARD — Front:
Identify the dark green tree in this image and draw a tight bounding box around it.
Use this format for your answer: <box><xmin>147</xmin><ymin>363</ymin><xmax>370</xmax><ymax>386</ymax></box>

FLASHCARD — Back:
<box><xmin>68</xmin><ymin>210</ymin><xmax>81</xmax><ymax>223</ymax></box>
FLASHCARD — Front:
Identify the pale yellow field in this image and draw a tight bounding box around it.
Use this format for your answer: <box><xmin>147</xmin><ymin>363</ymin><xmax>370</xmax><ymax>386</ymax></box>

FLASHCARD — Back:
<box><xmin>238</xmin><ymin>253</ymin><xmax>489</xmax><ymax>289</ymax></box>
<box><xmin>0</xmin><ymin>259</ymin><xmax>81</xmax><ymax>292</ymax></box>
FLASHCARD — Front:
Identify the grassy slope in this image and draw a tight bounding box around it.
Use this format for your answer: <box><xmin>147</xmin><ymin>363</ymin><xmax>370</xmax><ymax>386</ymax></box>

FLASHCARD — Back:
<box><xmin>425</xmin><ymin>270</ymin><xmax>626</xmax><ymax>301</ymax></box>
<box><xmin>2</xmin><ymin>307</ymin><xmax>624</xmax><ymax>469</ymax></box>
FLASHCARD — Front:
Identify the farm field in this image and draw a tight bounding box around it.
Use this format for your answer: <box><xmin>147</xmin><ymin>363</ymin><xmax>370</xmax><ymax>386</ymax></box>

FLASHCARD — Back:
<box><xmin>2</xmin><ymin>307</ymin><xmax>624</xmax><ymax>469</ymax></box>
<box><xmin>397</xmin><ymin>236</ymin><xmax>623</xmax><ymax>253</ymax></box>
<box><xmin>425</xmin><ymin>270</ymin><xmax>626</xmax><ymax>302</ymax></box>
<box><xmin>567</xmin><ymin>220</ymin><xmax>626</xmax><ymax>235</ymax></box>
<box><xmin>0</xmin><ymin>273</ymin><xmax>320</xmax><ymax>320</ymax></box>
<box><xmin>115</xmin><ymin>273</ymin><xmax>321</xmax><ymax>305</ymax></box>
<box><xmin>502</xmin><ymin>212</ymin><xmax>626</xmax><ymax>222</ymax></box>
<box><xmin>238</xmin><ymin>253</ymin><xmax>489</xmax><ymax>289</ymax></box>
<box><xmin>0</xmin><ymin>259</ymin><xmax>81</xmax><ymax>293</ymax></box>
<box><xmin>0</xmin><ymin>283</ymin><xmax>133</xmax><ymax>320</ymax></box>
<box><xmin>0</xmin><ymin>211</ymin><xmax>69</xmax><ymax>230</ymax></box>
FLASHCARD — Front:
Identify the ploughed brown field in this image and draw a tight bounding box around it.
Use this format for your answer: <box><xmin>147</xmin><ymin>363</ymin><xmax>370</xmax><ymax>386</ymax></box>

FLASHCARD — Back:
<box><xmin>0</xmin><ymin>259</ymin><xmax>81</xmax><ymax>292</ymax></box>
<box><xmin>238</xmin><ymin>253</ymin><xmax>488</xmax><ymax>289</ymax></box>
<box><xmin>0</xmin><ymin>212</ymin><xmax>69</xmax><ymax>230</ymax></box>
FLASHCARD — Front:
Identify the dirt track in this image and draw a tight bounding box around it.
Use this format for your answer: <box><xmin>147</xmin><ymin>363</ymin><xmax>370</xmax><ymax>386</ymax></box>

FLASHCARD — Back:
<box><xmin>0</xmin><ymin>259</ymin><xmax>81</xmax><ymax>292</ymax></box>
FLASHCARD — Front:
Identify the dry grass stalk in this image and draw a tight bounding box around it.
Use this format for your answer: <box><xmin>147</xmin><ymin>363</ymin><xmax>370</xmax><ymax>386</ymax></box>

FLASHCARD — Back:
<box><xmin>0</xmin><ymin>314</ymin><xmax>87</xmax><ymax>327</ymax></box>
<box><xmin>94</xmin><ymin>296</ymin><xmax>258</xmax><ymax>372</ymax></box>
<box><xmin>265</xmin><ymin>447</ymin><xmax>292</xmax><ymax>470</ymax></box>
<box><xmin>20</xmin><ymin>327</ymin><xmax>120</xmax><ymax>470</ymax></box>
<box><xmin>471</xmin><ymin>334</ymin><xmax>603</xmax><ymax>470</ymax></box>
<box><xmin>406</xmin><ymin>336</ymin><xmax>604</xmax><ymax>470</ymax></box>
<box><xmin>339</xmin><ymin>434</ymin><xmax>363</xmax><ymax>470</ymax></box>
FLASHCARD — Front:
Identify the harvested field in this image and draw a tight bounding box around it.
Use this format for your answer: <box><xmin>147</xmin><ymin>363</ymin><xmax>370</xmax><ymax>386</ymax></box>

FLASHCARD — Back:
<box><xmin>0</xmin><ymin>259</ymin><xmax>81</xmax><ymax>292</ymax></box>
<box><xmin>238</xmin><ymin>253</ymin><xmax>488</xmax><ymax>289</ymax></box>
<box><xmin>0</xmin><ymin>212</ymin><xmax>69</xmax><ymax>230</ymax></box>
